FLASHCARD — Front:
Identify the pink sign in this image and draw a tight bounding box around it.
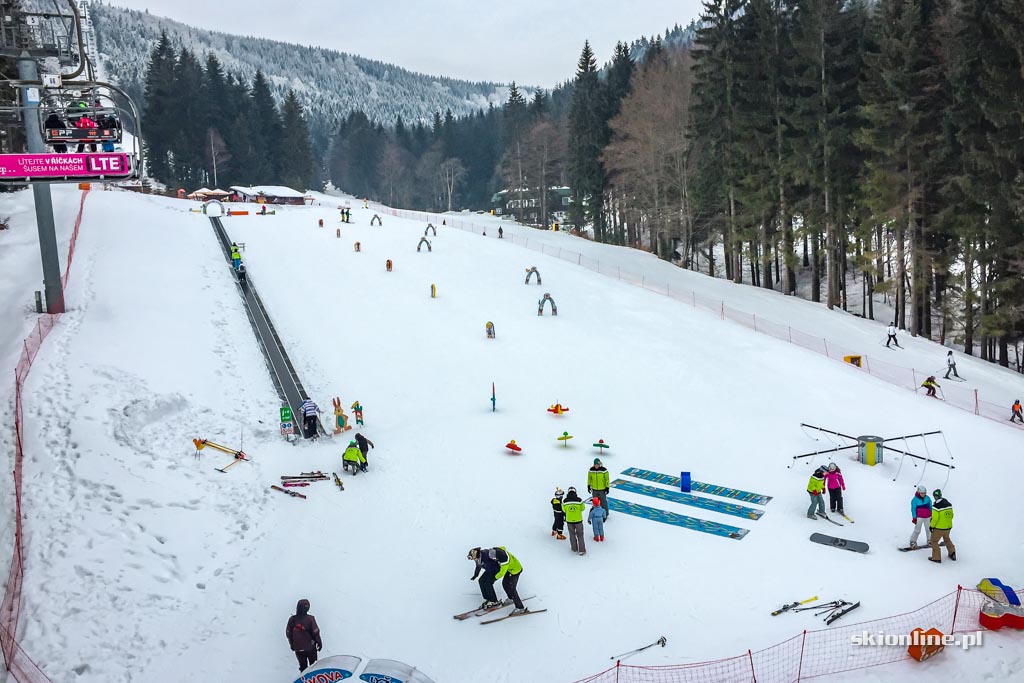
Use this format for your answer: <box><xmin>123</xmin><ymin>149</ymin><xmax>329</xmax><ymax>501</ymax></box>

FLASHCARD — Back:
<box><xmin>0</xmin><ymin>153</ymin><xmax>134</xmax><ymax>181</ymax></box>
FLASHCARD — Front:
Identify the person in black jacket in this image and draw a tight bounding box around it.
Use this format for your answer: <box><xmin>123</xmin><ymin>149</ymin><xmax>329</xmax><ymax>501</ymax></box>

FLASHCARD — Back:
<box><xmin>468</xmin><ymin>547</ymin><xmax>500</xmax><ymax>609</ymax></box>
<box><xmin>285</xmin><ymin>598</ymin><xmax>322</xmax><ymax>672</ymax></box>
<box><xmin>354</xmin><ymin>432</ymin><xmax>374</xmax><ymax>468</ymax></box>
<box><xmin>550</xmin><ymin>487</ymin><xmax>566</xmax><ymax>539</ymax></box>
<box><xmin>44</xmin><ymin>113</ymin><xmax>67</xmax><ymax>152</ymax></box>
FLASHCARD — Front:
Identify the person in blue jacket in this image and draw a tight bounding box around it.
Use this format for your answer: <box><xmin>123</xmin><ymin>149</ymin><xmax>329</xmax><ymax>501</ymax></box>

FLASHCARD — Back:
<box><xmin>588</xmin><ymin>497</ymin><xmax>607</xmax><ymax>542</ymax></box>
<box><xmin>908</xmin><ymin>486</ymin><xmax>932</xmax><ymax>549</ymax></box>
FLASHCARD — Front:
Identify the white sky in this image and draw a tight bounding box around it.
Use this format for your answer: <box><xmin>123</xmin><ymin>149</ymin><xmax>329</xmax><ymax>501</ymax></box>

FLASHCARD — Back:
<box><xmin>118</xmin><ymin>0</ymin><xmax>705</xmax><ymax>87</ymax></box>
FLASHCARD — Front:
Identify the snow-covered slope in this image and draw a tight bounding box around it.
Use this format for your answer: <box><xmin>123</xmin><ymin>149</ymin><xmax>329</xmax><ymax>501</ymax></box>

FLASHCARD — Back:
<box><xmin>3</xmin><ymin>187</ymin><xmax>1023</xmax><ymax>682</ymax></box>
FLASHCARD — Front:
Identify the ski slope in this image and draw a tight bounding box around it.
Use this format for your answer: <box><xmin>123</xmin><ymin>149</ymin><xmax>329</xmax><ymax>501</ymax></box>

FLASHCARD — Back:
<box><xmin>1</xmin><ymin>186</ymin><xmax>1022</xmax><ymax>682</ymax></box>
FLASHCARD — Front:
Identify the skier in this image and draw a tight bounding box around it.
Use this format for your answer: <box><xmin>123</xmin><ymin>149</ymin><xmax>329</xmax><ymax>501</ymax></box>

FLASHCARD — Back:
<box><xmin>354</xmin><ymin>432</ymin><xmax>374</xmax><ymax>467</ymax></box>
<box><xmin>561</xmin><ymin>487</ymin><xmax>587</xmax><ymax>556</ymax></box>
<box><xmin>550</xmin><ymin>487</ymin><xmax>566</xmax><ymax>539</ymax></box>
<box><xmin>589</xmin><ymin>496</ymin><xmax>606</xmax><ymax>542</ymax></box>
<box><xmin>908</xmin><ymin>485</ymin><xmax>932</xmax><ymax>549</ymax></box>
<box><xmin>928</xmin><ymin>489</ymin><xmax>956</xmax><ymax>563</ymax></box>
<box><xmin>261</xmin><ymin>204</ymin><xmax>268</xmax><ymax>215</ymax></box>
<box><xmin>823</xmin><ymin>463</ymin><xmax>845</xmax><ymax>515</ymax></box>
<box><xmin>237</xmin><ymin>262</ymin><xmax>247</xmax><ymax>287</ymax></box>
<box><xmin>1010</xmin><ymin>400</ymin><xmax>1023</xmax><ymax>424</ymax></box>
<box><xmin>498</xmin><ymin>226</ymin><xmax>503</xmax><ymax>239</ymax></box>
<box><xmin>806</xmin><ymin>468</ymin><xmax>826</xmax><ymax>519</ymax></box>
<box><xmin>285</xmin><ymin>598</ymin><xmax>322</xmax><ymax>673</ymax></box>
<box><xmin>943</xmin><ymin>350</ymin><xmax>960</xmax><ymax>379</ymax></box>
<box><xmin>300</xmin><ymin>397</ymin><xmax>320</xmax><ymax>438</ymax></box>
<box><xmin>230</xmin><ymin>242</ymin><xmax>241</xmax><ymax>270</ymax></box>
<box><xmin>587</xmin><ymin>458</ymin><xmax>611</xmax><ymax>519</ymax></box>
<box><xmin>342</xmin><ymin>440</ymin><xmax>367</xmax><ymax>474</ymax></box>
<box><xmin>886</xmin><ymin>323</ymin><xmax>901</xmax><ymax>348</ymax></box>
<box><xmin>468</xmin><ymin>547</ymin><xmax>527</xmax><ymax>614</ymax></box>
<box><xmin>921</xmin><ymin>376</ymin><xmax>940</xmax><ymax>398</ymax></box>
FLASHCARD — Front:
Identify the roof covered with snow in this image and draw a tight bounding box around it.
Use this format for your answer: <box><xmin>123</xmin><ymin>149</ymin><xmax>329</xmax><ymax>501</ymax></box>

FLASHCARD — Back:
<box><xmin>229</xmin><ymin>185</ymin><xmax>306</xmax><ymax>198</ymax></box>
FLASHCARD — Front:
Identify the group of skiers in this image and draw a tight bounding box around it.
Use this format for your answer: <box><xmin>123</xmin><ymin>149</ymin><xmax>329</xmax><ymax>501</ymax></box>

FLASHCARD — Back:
<box><xmin>806</xmin><ymin>463</ymin><xmax>846</xmax><ymax>518</ymax></box>
<box><xmin>549</xmin><ymin>459</ymin><xmax>611</xmax><ymax>556</ymax></box>
<box><xmin>342</xmin><ymin>432</ymin><xmax>374</xmax><ymax>474</ymax></box>
<box><xmin>229</xmin><ymin>242</ymin><xmax>247</xmax><ymax>286</ymax></box>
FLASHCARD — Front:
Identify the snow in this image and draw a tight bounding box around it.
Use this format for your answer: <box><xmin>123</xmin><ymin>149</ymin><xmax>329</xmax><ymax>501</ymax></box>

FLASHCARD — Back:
<box><xmin>0</xmin><ymin>186</ymin><xmax>1022</xmax><ymax>682</ymax></box>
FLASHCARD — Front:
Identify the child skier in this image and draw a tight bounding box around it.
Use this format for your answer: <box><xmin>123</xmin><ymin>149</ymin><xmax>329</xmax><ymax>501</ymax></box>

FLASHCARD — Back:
<box><xmin>589</xmin><ymin>497</ymin><xmax>607</xmax><ymax>542</ymax></box>
<box><xmin>550</xmin><ymin>487</ymin><xmax>566</xmax><ymax>539</ymax></box>
<box><xmin>823</xmin><ymin>463</ymin><xmax>846</xmax><ymax>515</ymax></box>
<box><xmin>230</xmin><ymin>242</ymin><xmax>241</xmax><ymax>270</ymax></box>
<box><xmin>806</xmin><ymin>468</ymin><xmax>826</xmax><ymax>519</ymax></box>
<box><xmin>1010</xmin><ymin>400</ymin><xmax>1023</xmax><ymax>424</ymax></box>
<box><xmin>354</xmin><ymin>432</ymin><xmax>374</xmax><ymax>467</ymax></box>
<box><xmin>285</xmin><ymin>599</ymin><xmax>322</xmax><ymax>672</ymax></box>
<box><xmin>886</xmin><ymin>323</ymin><xmax>901</xmax><ymax>348</ymax></box>
<box><xmin>561</xmin><ymin>487</ymin><xmax>587</xmax><ymax>556</ymax></box>
<box><xmin>921</xmin><ymin>376</ymin><xmax>940</xmax><ymax>398</ymax></box>
<box><xmin>908</xmin><ymin>486</ymin><xmax>932</xmax><ymax>549</ymax></box>
<box><xmin>300</xmin><ymin>398</ymin><xmax>320</xmax><ymax>439</ymax></box>
<box><xmin>944</xmin><ymin>350</ymin><xmax>960</xmax><ymax>379</ymax></box>
<box><xmin>342</xmin><ymin>440</ymin><xmax>367</xmax><ymax>474</ymax></box>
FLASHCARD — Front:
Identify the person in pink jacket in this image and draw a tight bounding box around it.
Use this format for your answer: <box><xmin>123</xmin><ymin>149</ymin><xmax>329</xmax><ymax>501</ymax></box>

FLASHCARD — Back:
<box><xmin>823</xmin><ymin>462</ymin><xmax>846</xmax><ymax>515</ymax></box>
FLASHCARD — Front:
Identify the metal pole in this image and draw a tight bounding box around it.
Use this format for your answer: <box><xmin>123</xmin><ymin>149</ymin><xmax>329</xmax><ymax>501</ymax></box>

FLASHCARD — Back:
<box><xmin>18</xmin><ymin>54</ymin><xmax>65</xmax><ymax>314</ymax></box>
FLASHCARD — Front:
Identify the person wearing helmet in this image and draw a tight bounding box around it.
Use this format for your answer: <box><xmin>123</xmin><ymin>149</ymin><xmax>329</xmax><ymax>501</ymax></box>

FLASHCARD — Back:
<box><xmin>561</xmin><ymin>487</ymin><xmax>587</xmax><ymax>555</ymax></box>
<box><xmin>823</xmin><ymin>463</ymin><xmax>846</xmax><ymax>515</ymax></box>
<box><xmin>550</xmin><ymin>487</ymin><xmax>566</xmax><ymax>539</ymax></box>
<box><xmin>285</xmin><ymin>598</ymin><xmax>322</xmax><ymax>672</ymax></box>
<box><xmin>467</xmin><ymin>547</ymin><xmax>500</xmax><ymax>610</ymax></box>
<box><xmin>921</xmin><ymin>376</ymin><xmax>940</xmax><ymax>398</ymax></box>
<box><xmin>928</xmin><ymin>489</ymin><xmax>956</xmax><ymax>563</ymax></box>
<box><xmin>806</xmin><ymin>468</ymin><xmax>826</xmax><ymax>519</ymax></box>
<box><xmin>1010</xmin><ymin>400</ymin><xmax>1023</xmax><ymax>424</ymax></box>
<box><xmin>909</xmin><ymin>486</ymin><xmax>932</xmax><ymax>549</ymax></box>
<box><xmin>468</xmin><ymin>547</ymin><xmax>527</xmax><ymax>614</ymax></box>
<box><xmin>342</xmin><ymin>440</ymin><xmax>367</xmax><ymax>474</ymax></box>
<box><xmin>587</xmin><ymin>458</ymin><xmax>611</xmax><ymax>520</ymax></box>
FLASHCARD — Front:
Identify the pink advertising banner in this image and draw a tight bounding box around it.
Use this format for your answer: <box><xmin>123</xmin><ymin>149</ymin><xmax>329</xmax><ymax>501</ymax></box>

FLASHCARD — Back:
<box><xmin>0</xmin><ymin>152</ymin><xmax>134</xmax><ymax>181</ymax></box>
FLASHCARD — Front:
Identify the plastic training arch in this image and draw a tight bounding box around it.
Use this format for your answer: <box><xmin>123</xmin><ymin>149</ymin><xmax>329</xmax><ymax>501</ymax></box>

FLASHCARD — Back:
<box><xmin>525</xmin><ymin>266</ymin><xmax>541</xmax><ymax>285</ymax></box>
<box><xmin>417</xmin><ymin>237</ymin><xmax>432</xmax><ymax>252</ymax></box>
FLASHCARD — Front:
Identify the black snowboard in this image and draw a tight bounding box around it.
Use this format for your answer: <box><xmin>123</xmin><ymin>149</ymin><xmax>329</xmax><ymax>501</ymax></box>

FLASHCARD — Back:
<box><xmin>810</xmin><ymin>533</ymin><xmax>869</xmax><ymax>553</ymax></box>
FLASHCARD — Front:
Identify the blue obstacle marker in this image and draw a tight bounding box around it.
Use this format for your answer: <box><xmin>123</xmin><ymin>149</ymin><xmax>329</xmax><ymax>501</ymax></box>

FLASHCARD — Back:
<box><xmin>622</xmin><ymin>467</ymin><xmax>772</xmax><ymax>506</ymax></box>
<box><xmin>611</xmin><ymin>479</ymin><xmax>765</xmax><ymax>521</ymax></box>
<box><xmin>606</xmin><ymin>497</ymin><xmax>749</xmax><ymax>540</ymax></box>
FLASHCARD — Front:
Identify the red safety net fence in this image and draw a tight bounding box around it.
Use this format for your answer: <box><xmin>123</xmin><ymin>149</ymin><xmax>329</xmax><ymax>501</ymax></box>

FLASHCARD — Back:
<box><xmin>572</xmin><ymin>586</ymin><xmax>1020</xmax><ymax>683</ymax></box>
<box><xmin>2</xmin><ymin>189</ymin><xmax>89</xmax><ymax>681</ymax></box>
<box><xmin>362</xmin><ymin>203</ymin><xmax>1023</xmax><ymax>433</ymax></box>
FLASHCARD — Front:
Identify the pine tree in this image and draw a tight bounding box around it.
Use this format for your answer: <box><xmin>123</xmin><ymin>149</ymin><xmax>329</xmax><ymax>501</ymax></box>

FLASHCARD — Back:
<box><xmin>141</xmin><ymin>31</ymin><xmax>176</xmax><ymax>183</ymax></box>
<box><xmin>276</xmin><ymin>91</ymin><xmax>315</xmax><ymax>190</ymax></box>
<box><xmin>250</xmin><ymin>70</ymin><xmax>281</xmax><ymax>181</ymax></box>
<box><xmin>567</xmin><ymin>41</ymin><xmax>608</xmax><ymax>239</ymax></box>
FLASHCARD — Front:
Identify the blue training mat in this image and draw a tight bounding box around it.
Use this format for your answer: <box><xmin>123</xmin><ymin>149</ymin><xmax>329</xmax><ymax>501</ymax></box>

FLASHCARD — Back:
<box><xmin>611</xmin><ymin>478</ymin><xmax>765</xmax><ymax>521</ymax></box>
<box><xmin>606</xmin><ymin>497</ymin><xmax>749</xmax><ymax>540</ymax></box>
<box><xmin>622</xmin><ymin>467</ymin><xmax>772</xmax><ymax>506</ymax></box>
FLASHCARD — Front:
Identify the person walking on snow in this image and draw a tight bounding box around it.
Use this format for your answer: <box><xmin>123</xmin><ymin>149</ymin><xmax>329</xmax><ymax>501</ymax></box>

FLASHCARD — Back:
<box><xmin>908</xmin><ymin>486</ymin><xmax>932</xmax><ymax>549</ymax></box>
<box><xmin>285</xmin><ymin>598</ymin><xmax>322</xmax><ymax>672</ymax></box>
<box><xmin>886</xmin><ymin>323</ymin><xmax>901</xmax><ymax>348</ymax></box>
<box><xmin>230</xmin><ymin>242</ymin><xmax>241</xmax><ymax>270</ymax></box>
<box><xmin>823</xmin><ymin>463</ymin><xmax>845</xmax><ymax>515</ymax></box>
<box><xmin>498</xmin><ymin>226</ymin><xmax>503</xmax><ymax>239</ymax></box>
<box><xmin>550</xmin><ymin>487</ymin><xmax>566</xmax><ymax>539</ymax></box>
<box><xmin>944</xmin><ymin>350</ymin><xmax>960</xmax><ymax>379</ymax></box>
<box><xmin>354</xmin><ymin>432</ymin><xmax>374</xmax><ymax>467</ymax></box>
<box><xmin>928</xmin><ymin>489</ymin><xmax>956</xmax><ymax>563</ymax></box>
<box><xmin>300</xmin><ymin>398</ymin><xmax>320</xmax><ymax>438</ymax></box>
<box><xmin>342</xmin><ymin>440</ymin><xmax>367</xmax><ymax>474</ymax></box>
<box><xmin>921</xmin><ymin>376</ymin><xmax>940</xmax><ymax>398</ymax></box>
<box><xmin>589</xmin><ymin>497</ymin><xmax>607</xmax><ymax>542</ymax></box>
<box><xmin>561</xmin><ymin>487</ymin><xmax>587</xmax><ymax>555</ymax></box>
<box><xmin>588</xmin><ymin>459</ymin><xmax>611</xmax><ymax>520</ymax></box>
<box><xmin>1010</xmin><ymin>400</ymin><xmax>1023</xmax><ymax>424</ymax></box>
<box><xmin>807</xmin><ymin>468</ymin><xmax>826</xmax><ymax>519</ymax></box>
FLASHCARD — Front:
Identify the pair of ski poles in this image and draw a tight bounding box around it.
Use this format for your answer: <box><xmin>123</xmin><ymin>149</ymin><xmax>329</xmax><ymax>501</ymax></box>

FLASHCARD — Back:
<box><xmin>610</xmin><ymin>636</ymin><xmax>667</xmax><ymax>661</ymax></box>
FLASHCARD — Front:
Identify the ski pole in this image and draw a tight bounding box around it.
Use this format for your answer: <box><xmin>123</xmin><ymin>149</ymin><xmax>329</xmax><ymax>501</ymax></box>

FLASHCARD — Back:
<box><xmin>610</xmin><ymin>636</ymin><xmax>667</xmax><ymax>660</ymax></box>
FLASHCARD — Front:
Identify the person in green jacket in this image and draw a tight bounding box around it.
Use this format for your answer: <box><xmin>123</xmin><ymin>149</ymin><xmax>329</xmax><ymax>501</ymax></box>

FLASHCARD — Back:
<box><xmin>342</xmin><ymin>441</ymin><xmax>367</xmax><ymax>475</ymax></box>
<box><xmin>587</xmin><ymin>459</ymin><xmax>611</xmax><ymax>520</ymax></box>
<box><xmin>230</xmin><ymin>243</ymin><xmax>241</xmax><ymax>270</ymax></box>
<box><xmin>807</xmin><ymin>468</ymin><xmax>826</xmax><ymax>519</ymax></box>
<box><xmin>561</xmin><ymin>487</ymin><xmax>587</xmax><ymax>556</ymax></box>
<box><xmin>928</xmin><ymin>489</ymin><xmax>956</xmax><ymax>563</ymax></box>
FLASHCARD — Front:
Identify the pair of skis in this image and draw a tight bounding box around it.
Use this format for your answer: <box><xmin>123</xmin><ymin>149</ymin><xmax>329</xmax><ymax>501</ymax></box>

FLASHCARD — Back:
<box><xmin>816</xmin><ymin>511</ymin><xmax>854</xmax><ymax>525</ymax></box>
<box><xmin>332</xmin><ymin>472</ymin><xmax>345</xmax><ymax>491</ymax></box>
<box><xmin>453</xmin><ymin>596</ymin><xmax>541</xmax><ymax>624</ymax></box>
<box><xmin>270</xmin><ymin>485</ymin><xmax>306</xmax><ymax>499</ymax></box>
<box><xmin>771</xmin><ymin>596</ymin><xmax>859</xmax><ymax>624</ymax></box>
<box><xmin>771</xmin><ymin>595</ymin><xmax>818</xmax><ymax>616</ymax></box>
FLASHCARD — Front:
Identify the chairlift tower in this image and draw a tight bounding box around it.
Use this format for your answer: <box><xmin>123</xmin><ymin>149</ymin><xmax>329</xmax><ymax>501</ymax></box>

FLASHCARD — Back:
<box><xmin>0</xmin><ymin>1</ymin><xmax>142</xmax><ymax>314</ymax></box>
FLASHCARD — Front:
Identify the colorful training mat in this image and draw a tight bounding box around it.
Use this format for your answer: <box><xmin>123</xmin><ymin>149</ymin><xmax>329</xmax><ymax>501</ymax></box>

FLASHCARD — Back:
<box><xmin>606</xmin><ymin>498</ymin><xmax>749</xmax><ymax>540</ymax></box>
<box><xmin>622</xmin><ymin>467</ymin><xmax>772</xmax><ymax>506</ymax></box>
<box><xmin>611</xmin><ymin>479</ymin><xmax>764</xmax><ymax>521</ymax></box>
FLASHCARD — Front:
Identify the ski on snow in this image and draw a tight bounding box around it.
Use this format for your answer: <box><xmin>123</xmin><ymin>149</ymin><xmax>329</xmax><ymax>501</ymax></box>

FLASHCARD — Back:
<box><xmin>332</xmin><ymin>472</ymin><xmax>345</xmax><ymax>491</ymax></box>
<box><xmin>898</xmin><ymin>542</ymin><xmax>945</xmax><ymax>552</ymax></box>
<box><xmin>825</xmin><ymin>601</ymin><xmax>860</xmax><ymax>625</ymax></box>
<box><xmin>453</xmin><ymin>596</ymin><xmax>535</xmax><ymax>621</ymax></box>
<box><xmin>771</xmin><ymin>595</ymin><xmax>818</xmax><ymax>616</ymax></box>
<box><xmin>270</xmin><ymin>485</ymin><xmax>307</xmax><ymax>499</ymax></box>
<box><xmin>480</xmin><ymin>608</ymin><xmax>547</xmax><ymax>625</ymax></box>
<box><xmin>838</xmin><ymin>513</ymin><xmax>855</xmax><ymax>523</ymax></box>
<box><xmin>815</xmin><ymin>512</ymin><xmax>844</xmax><ymax>526</ymax></box>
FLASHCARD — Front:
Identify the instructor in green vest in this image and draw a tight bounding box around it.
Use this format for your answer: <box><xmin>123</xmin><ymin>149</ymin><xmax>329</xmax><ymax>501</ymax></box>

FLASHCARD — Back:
<box><xmin>588</xmin><ymin>459</ymin><xmax>610</xmax><ymax>519</ymax></box>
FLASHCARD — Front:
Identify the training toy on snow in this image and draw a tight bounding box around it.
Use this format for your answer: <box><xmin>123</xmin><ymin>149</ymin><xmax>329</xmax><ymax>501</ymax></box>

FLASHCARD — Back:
<box><xmin>593</xmin><ymin>439</ymin><xmax>610</xmax><ymax>453</ymax></box>
<box><xmin>318</xmin><ymin>218</ymin><xmax>324</xmax><ymax>228</ymax></box>
<box><xmin>538</xmin><ymin>293</ymin><xmax>557</xmax><ymax>316</ymax></box>
<box><xmin>979</xmin><ymin>578</ymin><xmax>1021</xmax><ymax>607</ymax></box>
<box><xmin>557</xmin><ymin>432</ymin><xmax>574</xmax><ymax>447</ymax></box>
<box><xmin>350</xmin><ymin>401</ymin><xmax>364</xmax><ymax>426</ymax></box>
<box><xmin>547</xmin><ymin>403</ymin><xmax>569</xmax><ymax>415</ymax></box>
<box><xmin>336</xmin><ymin>228</ymin><xmax>341</xmax><ymax>238</ymax></box>
<box><xmin>425</xmin><ymin>223</ymin><xmax>437</xmax><ymax>237</ymax></box>
<box><xmin>371</xmin><ymin>214</ymin><xmax>382</xmax><ymax>226</ymax></box>
<box><xmin>332</xmin><ymin>397</ymin><xmax>352</xmax><ymax>434</ymax></box>
<box><xmin>193</xmin><ymin>438</ymin><xmax>250</xmax><ymax>473</ymax></box>
<box><xmin>525</xmin><ymin>267</ymin><xmax>541</xmax><ymax>285</ymax></box>
<box><xmin>431</xmin><ymin>283</ymin><xmax>437</xmax><ymax>298</ymax></box>
<box><xmin>491</xmin><ymin>382</ymin><xmax>496</xmax><ymax>412</ymax></box>
<box><xmin>417</xmin><ymin>237</ymin><xmax>432</xmax><ymax>252</ymax></box>
<box><xmin>486</xmin><ymin>322</ymin><xmax>495</xmax><ymax>339</ymax></box>
<box><xmin>386</xmin><ymin>259</ymin><xmax>393</xmax><ymax>272</ymax></box>
<box><xmin>505</xmin><ymin>439</ymin><xmax>522</xmax><ymax>453</ymax></box>
<box><xmin>354</xmin><ymin>241</ymin><xmax>361</xmax><ymax>252</ymax></box>
<box><xmin>907</xmin><ymin>627</ymin><xmax>945</xmax><ymax>662</ymax></box>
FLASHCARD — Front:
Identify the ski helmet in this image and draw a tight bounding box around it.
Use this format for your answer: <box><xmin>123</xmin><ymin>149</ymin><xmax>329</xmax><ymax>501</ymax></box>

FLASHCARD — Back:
<box><xmin>916</xmin><ymin>485</ymin><xmax>927</xmax><ymax>494</ymax></box>
<box><xmin>467</xmin><ymin>547</ymin><xmax>480</xmax><ymax>560</ymax></box>
<box><xmin>828</xmin><ymin>463</ymin><xmax>837</xmax><ymax>471</ymax></box>
<box><xmin>554</xmin><ymin>487</ymin><xmax>564</xmax><ymax>497</ymax></box>
<box><xmin>932</xmin><ymin>489</ymin><xmax>942</xmax><ymax>499</ymax></box>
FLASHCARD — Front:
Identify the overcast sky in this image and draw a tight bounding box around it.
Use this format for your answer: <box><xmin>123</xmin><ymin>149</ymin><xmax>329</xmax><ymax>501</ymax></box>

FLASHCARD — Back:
<box><xmin>120</xmin><ymin>0</ymin><xmax>705</xmax><ymax>87</ymax></box>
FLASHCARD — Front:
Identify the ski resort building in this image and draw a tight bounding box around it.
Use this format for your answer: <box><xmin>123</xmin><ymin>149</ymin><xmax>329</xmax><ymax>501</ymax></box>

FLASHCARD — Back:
<box><xmin>229</xmin><ymin>185</ymin><xmax>308</xmax><ymax>205</ymax></box>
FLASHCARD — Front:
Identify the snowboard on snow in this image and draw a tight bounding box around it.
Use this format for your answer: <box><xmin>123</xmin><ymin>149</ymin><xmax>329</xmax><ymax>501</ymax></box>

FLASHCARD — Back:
<box><xmin>810</xmin><ymin>533</ymin><xmax>868</xmax><ymax>553</ymax></box>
